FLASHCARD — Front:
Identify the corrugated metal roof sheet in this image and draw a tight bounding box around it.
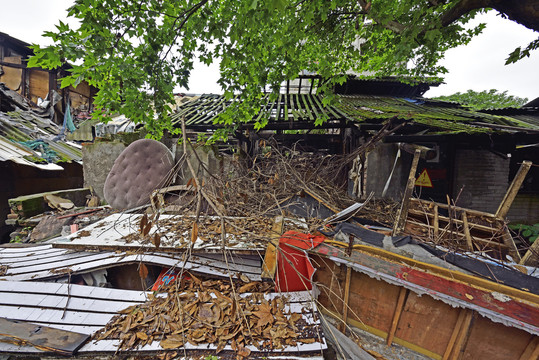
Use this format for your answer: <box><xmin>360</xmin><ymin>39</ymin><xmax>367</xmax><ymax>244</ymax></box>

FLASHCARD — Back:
<box><xmin>0</xmin><ymin>111</ymin><xmax>82</xmax><ymax>168</ymax></box>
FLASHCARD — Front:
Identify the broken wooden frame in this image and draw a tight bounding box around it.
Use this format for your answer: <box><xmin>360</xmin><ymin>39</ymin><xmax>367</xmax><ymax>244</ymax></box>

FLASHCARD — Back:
<box><xmin>395</xmin><ymin>160</ymin><xmax>534</xmax><ymax>264</ymax></box>
<box><xmin>310</xmin><ymin>242</ymin><xmax>539</xmax><ymax>360</ymax></box>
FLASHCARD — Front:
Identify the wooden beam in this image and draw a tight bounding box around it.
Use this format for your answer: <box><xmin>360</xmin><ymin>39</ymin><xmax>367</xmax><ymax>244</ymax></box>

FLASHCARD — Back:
<box><xmin>496</xmin><ymin>161</ymin><xmax>532</xmax><ymax>218</ymax></box>
<box><xmin>433</xmin><ymin>204</ymin><xmax>439</xmax><ymax>241</ymax></box>
<box><xmin>387</xmin><ymin>287</ymin><xmax>408</xmax><ymax>346</ymax></box>
<box><xmin>340</xmin><ymin>234</ymin><xmax>355</xmax><ymax>332</ymax></box>
<box><xmin>501</xmin><ymin>226</ymin><xmax>522</xmax><ymax>263</ymax></box>
<box><xmin>340</xmin><ymin>265</ymin><xmax>352</xmax><ymax>332</ymax></box>
<box><xmin>261</xmin><ymin>216</ymin><xmax>284</xmax><ymax>280</ymax></box>
<box><xmin>449</xmin><ymin>310</ymin><xmax>473</xmax><ymax>360</ymax></box>
<box><xmin>393</xmin><ymin>149</ymin><xmax>422</xmax><ymax>236</ymax></box>
<box><xmin>520</xmin><ymin>238</ymin><xmax>539</xmax><ymax>267</ymax></box>
<box><xmin>519</xmin><ymin>336</ymin><xmax>539</xmax><ymax>360</ymax></box>
<box><xmin>442</xmin><ymin>308</ymin><xmax>467</xmax><ymax>360</ymax></box>
<box><xmin>461</xmin><ymin>212</ymin><xmax>474</xmax><ymax>251</ymax></box>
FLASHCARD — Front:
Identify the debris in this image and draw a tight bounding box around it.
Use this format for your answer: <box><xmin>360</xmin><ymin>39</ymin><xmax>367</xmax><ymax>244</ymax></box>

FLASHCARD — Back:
<box><xmin>93</xmin><ymin>274</ymin><xmax>318</xmax><ymax>354</ymax></box>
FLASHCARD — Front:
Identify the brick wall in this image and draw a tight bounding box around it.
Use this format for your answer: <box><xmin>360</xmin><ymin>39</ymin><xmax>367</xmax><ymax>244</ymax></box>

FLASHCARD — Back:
<box><xmin>452</xmin><ymin>149</ymin><xmax>539</xmax><ymax>223</ymax></box>
<box><xmin>452</xmin><ymin>149</ymin><xmax>509</xmax><ymax>213</ymax></box>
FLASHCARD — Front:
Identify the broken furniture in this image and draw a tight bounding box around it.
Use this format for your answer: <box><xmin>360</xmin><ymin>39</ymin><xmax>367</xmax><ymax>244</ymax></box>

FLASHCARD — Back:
<box><xmin>103</xmin><ymin>139</ymin><xmax>175</xmax><ymax>209</ymax></box>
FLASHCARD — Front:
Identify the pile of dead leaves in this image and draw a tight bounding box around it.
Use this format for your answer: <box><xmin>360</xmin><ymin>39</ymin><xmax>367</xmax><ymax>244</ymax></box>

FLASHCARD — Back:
<box><xmin>93</xmin><ymin>273</ymin><xmax>319</xmax><ymax>356</ymax></box>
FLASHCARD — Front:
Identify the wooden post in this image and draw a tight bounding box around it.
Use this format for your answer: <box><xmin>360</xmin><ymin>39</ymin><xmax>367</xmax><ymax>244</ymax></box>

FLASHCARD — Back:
<box><xmin>519</xmin><ymin>336</ymin><xmax>539</xmax><ymax>360</ymax></box>
<box><xmin>387</xmin><ymin>287</ymin><xmax>408</xmax><ymax>346</ymax></box>
<box><xmin>520</xmin><ymin>238</ymin><xmax>539</xmax><ymax>266</ymax></box>
<box><xmin>442</xmin><ymin>308</ymin><xmax>467</xmax><ymax>360</ymax></box>
<box><xmin>461</xmin><ymin>212</ymin><xmax>474</xmax><ymax>251</ymax></box>
<box><xmin>449</xmin><ymin>310</ymin><xmax>473</xmax><ymax>360</ymax></box>
<box><xmin>261</xmin><ymin>216</ymin><xmax>283</xmax><ymax>280</ymax></box>
<box><xmin>393</xmin><ymin>149</ymin><xmax>421</xmax><ymax>236</ymax></box>
<box><xmin>433</xmin><ymin>204</ymin><xmax>439</xmax><ymax>241</ymax></box>
<box><xmin>496</xmin><ymin>161</ymin><xmax>532</xmax><ymax>218</ymax></box>
<box><xmin>340</xmin><ymin>234</ymin><xmax>355</xmax><ymax>332</ymax></box>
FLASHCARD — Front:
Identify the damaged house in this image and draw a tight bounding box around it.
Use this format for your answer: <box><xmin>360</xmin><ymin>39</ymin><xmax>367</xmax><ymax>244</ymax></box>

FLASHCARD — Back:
<box><xmin>0</xmin><ymin>74</ymin><xmax>538</xmax><ymax>359</ymax></box>
<box><xmin>0</xmin><ymin>32</ymin><xmax>98</xmax><ymax>241</ymax></box>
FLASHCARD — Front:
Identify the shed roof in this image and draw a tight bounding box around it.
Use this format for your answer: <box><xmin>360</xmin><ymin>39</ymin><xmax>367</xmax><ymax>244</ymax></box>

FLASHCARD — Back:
<box><xmin>173</xmin><ymin>94</ymin><xmax>539</xmax><ymax>134</ymax></box>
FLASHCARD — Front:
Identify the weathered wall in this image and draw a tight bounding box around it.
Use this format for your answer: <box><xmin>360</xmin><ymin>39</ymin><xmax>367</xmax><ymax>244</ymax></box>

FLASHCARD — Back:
<box><xmin>452</xmin><ymin>149</ymin><xmax>509</xmax><ymax>213</ymax></box>
<box><xmin>82</xmin><ymin>140</ymin><xmax>127</xmax><ymax>200</ymax></box>
<box><xmin>175</xmin><ymin>144</ymin><xmax>222</xmax><ymax>185</ymax></box>
<box><xmin>451</xmin><ymin>149</ymin><xmax>539</xmax><ymax>223</ymax></box>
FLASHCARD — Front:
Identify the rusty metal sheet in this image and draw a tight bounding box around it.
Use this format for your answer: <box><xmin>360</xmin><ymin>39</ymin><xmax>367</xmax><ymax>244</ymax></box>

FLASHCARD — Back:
<box><xmin>0</xmin><ymin>317</ymin><xmax>89</xmax><ymax>356</ymax></box>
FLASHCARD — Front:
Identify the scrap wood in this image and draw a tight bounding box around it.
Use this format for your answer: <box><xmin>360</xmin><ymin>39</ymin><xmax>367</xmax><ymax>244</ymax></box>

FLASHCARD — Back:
<box><xmin>93</xmin><ymin>274</ymin><xmax>320</xmax><ymax>354</ymax></box>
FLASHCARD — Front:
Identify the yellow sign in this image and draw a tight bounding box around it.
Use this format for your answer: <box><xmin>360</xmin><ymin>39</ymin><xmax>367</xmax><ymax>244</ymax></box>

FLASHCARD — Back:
<box><xmin>415</xmin><ymin>169</ymin><xmax>433</xmax><ymax>188</ymax></box>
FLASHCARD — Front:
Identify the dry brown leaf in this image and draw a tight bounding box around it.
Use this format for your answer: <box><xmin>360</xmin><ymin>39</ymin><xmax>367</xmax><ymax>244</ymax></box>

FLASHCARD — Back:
<box><xmin>237</xmin><ymin>345</ymin><xmax>251</xmax><ymax>357</ymax></box>
<box><xmin>298</xmin><ymin>338</ymin><xmax>316</xmax><ymax>344</ymax></box>
<box><xmin>191</xmin><ymin>221</ymin><xmax>199</xmax><ymax>243</ymax></box>
<box><xmin>238</xmin><ymin>281</ymin><xmax>258</xmax><ymax>293</ymax></box>
<box><xmin>135</xmin><ymin>331</ymin><xmax>148</xmax><ymax>340</ymax></box>
<box><xmin>160</xmin><ymin>336</ymin><xmax>184</xmax><ymax>349</ymax></box>
<box><xmin>138</xmin><ymin>263</ymin><xmax>149</xmax><ymax>280</ymax></box>
<box><xmin>139</xmin><ymin>214</ymin><xmax>148</xmax><ymax>234</ymax></box>
<box><xmin>252</xmin><ymin>301</ymin><xmax>274</xmax><ymax>328</ymax></box>
<box><xmin>152</xmin><ymin>233</ymin><xmax>161</xmax><ymax>248</ymax></box>
<box><xmin>289</xmin><ymin>312</ymin><xmax>302</xmax><ymax>324</ymax></box>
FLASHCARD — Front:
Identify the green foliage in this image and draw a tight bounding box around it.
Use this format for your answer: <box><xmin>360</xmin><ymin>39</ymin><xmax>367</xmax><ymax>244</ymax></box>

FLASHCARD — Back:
<box><xmin>509</xmin><ymin>223</ymin><xmax>539</xmax><ymax>244</ymax></box>
<box><xmin>431</xmin><ymin>89</ymin><xmax>528</xmax><ymax>110</ymax></box>
<box><xmin>28</xmin><ymin>0</ymin><xmax>530</xmax><ymax>136</ymax></box>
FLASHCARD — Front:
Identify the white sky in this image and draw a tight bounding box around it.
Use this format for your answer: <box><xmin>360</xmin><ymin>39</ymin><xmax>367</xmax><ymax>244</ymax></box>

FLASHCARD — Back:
<box><xmin>1</xmin><ymin>1</ymin><xmax>537</xmax><ymax>100</ymax></box>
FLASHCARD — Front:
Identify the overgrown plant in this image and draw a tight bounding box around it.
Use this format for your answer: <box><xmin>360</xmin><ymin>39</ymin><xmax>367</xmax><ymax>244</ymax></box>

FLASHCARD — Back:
<box><xmin>28</xmin><ymin>1</ymin><xmax>538</xmax><ymax>137</ymax></box>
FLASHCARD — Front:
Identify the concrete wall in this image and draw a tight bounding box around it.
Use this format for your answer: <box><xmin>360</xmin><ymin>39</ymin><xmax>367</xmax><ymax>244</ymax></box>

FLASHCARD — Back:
<box><xmin>82</xmin><ymin>141</ymin><xmax>126</xmax><ymax>200</ymax></box>
<box><xmin>175</xmin><ymin>144</ymin><xmax>222</xmax><ymax>185</ymax></box>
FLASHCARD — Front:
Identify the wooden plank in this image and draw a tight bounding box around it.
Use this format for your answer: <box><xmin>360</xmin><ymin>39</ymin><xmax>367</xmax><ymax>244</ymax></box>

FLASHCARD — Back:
<box><xmin>434</xmin><ymin>204</ymin><xmax>439</xmax><ymax>240</ymax></box>
<box><xmin>393</xmin><ymin>149</ymin><xmax>422</xmax><ymax>235</ymax></box>
<box><xmin>3</xmin><ymin>252</ymin><xmax>261</xmax><ymax>282</ymax></box>
<box><xmin>28</xmin><ymin>69</ymin><xmax>50</xmax><ymax>102</ymax></box>
<box><xmin>81</xmin><ymin>337</ymin><xmax>326</xmax><ymax>353</ymax></box>
<box><xmin>405</xmin><ymin>219</ymin><xmax>508</xmax><ymax>248</ymax></box>
<box><xmin>312</xmin><ymin>244</ymin><xmax>539</xmax><ymax>334</ymax></box>
<box><xmin>448</xmin><ymin>310</ymin><xmax>473</xmax><ymax>360</ymax></box>
<box><xmin>461</xmin><ymin>212</ymin><xmax>474</xmax><ymax>251</ymax></box>
<box><xmin>0</xmin><ymin>305</ymin><xmax>115</xmax><ymax>326</ymax></box>
<box><xmin>387</xmin><ymin>287</ymin><xmax>407</xmax><ymax>346</ymax></box>
<box><xmin>0</xmin><ymin>292</ymin><xmax>141</xmax><ymax>314</ymax></box>
<box><xmin>0</xmin><ymin>244</ymin><xmax>54</xmax><ymax>254</ymax></box>
<box><xmin>0</xmin><ymin>317</ymin><xmax>89</xmax><ymax>356</ymax></box>
<box><xmin>261</xmin><ymin>216</ymin><xmax>283</xmax><ymax>279</ymax></box>
<box><xmin>0</xmin><ymin>281</ymin><xmax>147</xmax><ymax>302</ymax></box>
<box><xmin>519</xmin><ymin>336</ymin><xmax>539</xmax><ymax>360</ymax></box>
<box><xmin>407</xmin><ymin>209</ymin><xmax>500</xmax><ymax>234</ymax></box>
<box><xmin>410</xmin><ymin>198</ymin><xmax>499</xmax><ymax>219</ymax></box>
<box><xmin>339</xmin><ymin>265</ymin><xmax>352</xmax><ymax>332</ymax></box>
<box><xmin>460</xmin><ymin>311</ymin><xmax>534</xmax><ymax>360</ymax></box>
<box><xmin>520</xmin><ymin>239</ymin><xmax>539</xmax><ymax>266</ymax></box>
<box><xmin>496</xmin><ymin>161</ymin><xmax>532</xmax><ymax>218</ymax></box>
<box><xmin>2</xmin><ymin>251</ymin><xmax>98</xmax><ymax>268</ymax></box>
<box><xmin>442</xmin><ymin>308</ymin><xmax>468</xmax><ymax>360</ymax></box>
